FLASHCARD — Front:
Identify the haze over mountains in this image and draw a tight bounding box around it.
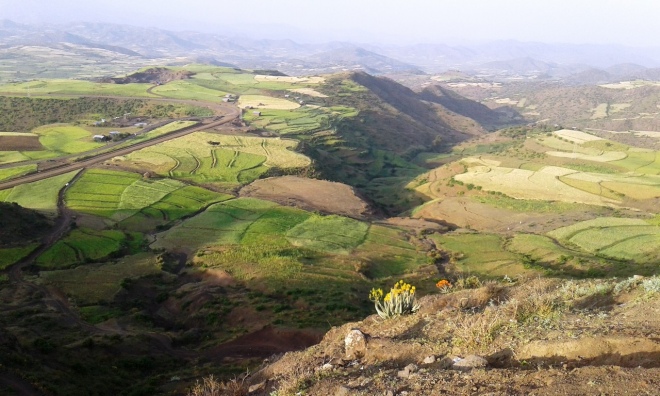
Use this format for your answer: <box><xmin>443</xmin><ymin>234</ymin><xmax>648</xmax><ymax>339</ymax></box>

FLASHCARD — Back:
<box><xmin>3</xmin><ymin>19</ymin><xmax>660</xmax><ymax>82</ymax></box>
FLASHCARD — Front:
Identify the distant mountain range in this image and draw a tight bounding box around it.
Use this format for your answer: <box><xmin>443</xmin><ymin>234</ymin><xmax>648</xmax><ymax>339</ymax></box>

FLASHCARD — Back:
<box><xmin>2</xmin><ymin>19</ymin><xmax>660</xmax><ymax>82</ymax></box>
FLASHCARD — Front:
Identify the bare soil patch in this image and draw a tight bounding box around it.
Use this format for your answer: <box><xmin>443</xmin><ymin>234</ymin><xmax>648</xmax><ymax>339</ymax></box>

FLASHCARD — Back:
<box><xmin>240</xmin><ymin>176</ymin><xmax>373</xmax><ymax>219</ymax></box>
<box><xmin>0</xmin><ymin>135</ymin><xmax>43</xmax><ymax>151</ymax></box>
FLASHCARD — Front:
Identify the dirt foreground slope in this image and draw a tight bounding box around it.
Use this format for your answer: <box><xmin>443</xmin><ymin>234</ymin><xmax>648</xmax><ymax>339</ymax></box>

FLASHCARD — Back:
<box><xmin>231</xmin><ymin>276</ymin><xmax>660</xmax><ymax>395</ymax></box>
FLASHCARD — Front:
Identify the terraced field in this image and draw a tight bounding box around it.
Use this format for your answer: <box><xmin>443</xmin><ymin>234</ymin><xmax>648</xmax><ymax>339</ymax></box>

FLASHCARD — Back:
<box><xmin>547</xmin><ymin>217</ymin><xmax>660</xmax><ymax>263</ymax></box>
<box><xmin>36</xmin><ymin>228</ymin><xmax>142</xmax><ymax>269</ymax></box>
<box><xmin>0</xmin><ymin>244</ymin><xmax>38</xmax><ymax>270</ymax></box>
<box><xmin>0</xmin><ymin>171</ymin><xmax>77</xmax><ymax>214</ymax></box>
<box><xmin>0</xmin><ymin>124</ymin><xmax>105</xmax><ymax>164</ymax></box>
<box><xmin>454</xmin><ymin>157</ymin><xmax>660</xmax><ymax>205</ymax></box>
<box><xmin>431</xmin><ymin>233</ymin><xmax>534</xmax><ymax>277</ymax></box>
<box><xmin>65</xmin><ymin>168</ymin><xmax>231</xmax><ymax>228</ymax></box>
<box><xmin>113</xmin><ymin>132</ymin><xmax>311</xmax><ymax>186</ymax></box>
<box><xmin>39</xmin><ymin>252</ymin><xmax>161</xmax><ymax>304</ymax></box>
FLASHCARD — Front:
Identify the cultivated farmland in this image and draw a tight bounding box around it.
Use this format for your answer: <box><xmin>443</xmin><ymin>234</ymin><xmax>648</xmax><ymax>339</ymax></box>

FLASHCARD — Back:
<box><xmin>0</xmin><ymin>171</ymin><xmax>77</xmax><ymax>214</ymax></box>
<box><xmin>65</xmin><ymin>168</ymin><xmax>230</xmax><ymax>227</ymax></box>
<box><xmin>113</xmin><ymin>132</ymin><xmax>311</xmax><ymax>186</ymax></box>
<box><xmin>36</xmin><ymin>228</ymin><xmax>142</xmax><ymax>269</ymax></box>
<box><xmin>39</xmin><ymin>252</ymin><xmax>162</xmax><ymax>304</ymax></box>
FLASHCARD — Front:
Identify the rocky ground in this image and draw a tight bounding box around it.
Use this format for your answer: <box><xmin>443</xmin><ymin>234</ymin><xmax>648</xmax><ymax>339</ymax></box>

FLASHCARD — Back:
<box><xmin>199</xmin><ymin>275</ymin><xmax>660</xmax><ymax>395</ymax></box>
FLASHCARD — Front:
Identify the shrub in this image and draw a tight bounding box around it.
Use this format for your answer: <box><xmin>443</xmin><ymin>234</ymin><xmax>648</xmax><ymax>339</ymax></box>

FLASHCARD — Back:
<box><xmin>436</xmin><ymin>279</ymin><xmax>453</xmax><ymax>294</ymax></box>
<box><xmin>642</xmin><ymin>276</ymin><xmax>660</xmax><ymax>294</ymax></box>
<box><xmin>369</xmin><ymin>280</ymin><xmax>420</xmax><ymax>319</ymax></box>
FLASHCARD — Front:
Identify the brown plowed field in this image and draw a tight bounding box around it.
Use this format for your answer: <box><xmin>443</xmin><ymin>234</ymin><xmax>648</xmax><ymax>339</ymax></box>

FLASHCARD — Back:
<box><xmin>0</xmin><ymin>136</ymin><xmax>43</xmax><ymax>150</ymax></box>
<box><xmin>240</xmin><ymin>176</ymin><xmax>373</xmax><ymax>219</ymax></box>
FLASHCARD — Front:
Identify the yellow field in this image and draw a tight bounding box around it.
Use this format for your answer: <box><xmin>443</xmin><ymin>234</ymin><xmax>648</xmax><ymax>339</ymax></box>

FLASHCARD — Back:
<box><xmin>546</xmin><ymin>150</ymin><xmax>627</xmax><ymax>162</ymax></box>
<box><xmin>0</xmin><ymin>132</ymin><xmax>37</xmax><ymax>136</ymax></box>
<box><xmin>600</xmin><ymin>80</ymin><xmax>660</xmax><ymax>89</ymax></box>
<box><xmin>254</xmin><ymin>75</ymin><xmax>324</xmax><ymax>84</ymax></box>
<box><xmin>287</xmin><ymin>88</ymin><xmax>328</xmax><ymax>98</ymax></box>
<box><xmin>454</xmin><ymin>158</ymin><xmax>620</xmax><ymax>206</ymax></box>
<box><xmin>238</xmin><ymin>95</ymin><xmax>300</xmax><ymax>110</ymax></box>
<box><xmin>591</xmin><ymin>103</ymin><xmax>608</xmax><ymax>119</ymax></box>
<box><xmin>553</xmin><ymin>129</ymin><xmax>603</xmax><ymax>143</ymax></box>
<box><xmin>120</xmin><ymin>132</ymin><xmax>311</xmax><ymax>169</ymax></box>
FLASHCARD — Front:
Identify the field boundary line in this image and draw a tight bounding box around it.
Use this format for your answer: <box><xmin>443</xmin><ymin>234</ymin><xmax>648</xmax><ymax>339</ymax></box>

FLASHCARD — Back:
<box><xmin>187</xmin><ymin>150</ymin><xmax>201</xmax><ymax>175</ymax></box>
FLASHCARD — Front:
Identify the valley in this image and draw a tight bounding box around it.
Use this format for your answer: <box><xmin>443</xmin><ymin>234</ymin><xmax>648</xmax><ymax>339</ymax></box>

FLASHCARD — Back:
<box><xmin>0</xmin><ymin>26</ymin><xmax>659</xmax><ymax>395</ymax></box>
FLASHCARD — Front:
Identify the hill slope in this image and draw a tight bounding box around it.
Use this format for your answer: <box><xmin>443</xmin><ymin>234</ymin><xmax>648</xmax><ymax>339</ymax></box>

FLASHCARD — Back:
<box><xmin>237</xmin><ymin>276</ymin><xmax>660</xmax><ymax>395</ymax></box>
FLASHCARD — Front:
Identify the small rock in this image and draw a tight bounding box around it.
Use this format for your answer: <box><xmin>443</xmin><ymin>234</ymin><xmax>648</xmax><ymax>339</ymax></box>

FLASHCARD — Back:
<box><xmin>452</xmin><ymin>355</ymin><xmax>488</xmax><ymax>371</ymax></box>
<box><xmin>423</xmin><ymin>355</ymin><xmax>436</xmax><ymax>364</ymax></box>
<box><xmin>335</xmin><ymin>385</ymin><xmax>351</xmax><ymax>396</ymax></box>
<box><xmin>321</xmin><ymin>363</ymin><xmax>334</xmax><ymax>370</ymax></box>
<box><xmin>248</xmin><ymin>381</ymin><xmax>265</xmax><ymax>393</ymax></box>
<box><xmin>344</xmin><ymin>329</ymin><xmax>367</xmax><ymax>360</ymax></box>
<box><xmin>397</xmin><ymin>363</ymin><xmax>418</xmax><ymax>379</ymax></box>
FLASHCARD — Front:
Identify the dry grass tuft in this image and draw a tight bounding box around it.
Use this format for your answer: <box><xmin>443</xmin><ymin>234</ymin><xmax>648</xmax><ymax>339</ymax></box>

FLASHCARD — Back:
<box><xmin>187</xmin><ymin>375</ymin><xmax>248</xmax><ymax>396</ymax></box>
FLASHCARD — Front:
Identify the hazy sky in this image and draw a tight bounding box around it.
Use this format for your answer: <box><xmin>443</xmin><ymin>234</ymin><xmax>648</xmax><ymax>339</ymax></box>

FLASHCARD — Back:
<box><xmin>2</xmin><ymin>0</ymin><xmax>659</xmax><ymax>46</ymax></box>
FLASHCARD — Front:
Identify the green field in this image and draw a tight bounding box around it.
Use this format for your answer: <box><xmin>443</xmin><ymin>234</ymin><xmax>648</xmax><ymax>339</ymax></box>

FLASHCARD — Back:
<box><xmin>151</xmin><ymin>80</ymin><xmax>230</xmax><ymax>102</ymax></box>
<box><xmin>0</xmin><ymin>244</ymin><xmax>38</xmax><ymax>269</ymax></box>
<box><xmin>286</xmin><ymin>215</ymin><xmax>369</xmax><ymax>255</ymax></box>
<box><xmin>0</xmin><ymin>164</ymin><xmax>37</xmax><ymax>182</ymax></box>
<box><xmin>0</xmin><ymin>171</ymin><xmax>78</xmax><ymax>214</ymax></box>
<box><xmin>431</xmin><ymin>233</ymin><xmax>533</xmax><ymax>277</ymax></box>
<box><xmin>353</xmin><ymin>225</ymin><xmax>428</xmax><ymax>279</ymax></box>
<box><xmin>66</xmin><ymin>168</ymin><xmax>231</xmax><ymax>227</ymax></box>
<box><xmin>39</xmin><ymin>253</ymin><xmax>161</xmax><ymax>304</ymax></box>
<box><xmin>0</xmin><ymin>124</ymin><xmax>106</xmax><ymax>164</ymax></box>
<box><xmin>0</xmin><ymin>79</ymin><xmax>155</xmax><ymax>97</ymax></box>
<box><xmin>152</xmin><ymin>198</ymin><xmax>285</xmax><ymax>251</ymax></box>
<box><xmin>36</xmin><ymin>228</ymin><xmax>142</xmax><ymax>269</ymax></box>
<box><xmin>113</xmin><ymin>132</ymin><xmax>310</xmax><ymax>186</ymax></box>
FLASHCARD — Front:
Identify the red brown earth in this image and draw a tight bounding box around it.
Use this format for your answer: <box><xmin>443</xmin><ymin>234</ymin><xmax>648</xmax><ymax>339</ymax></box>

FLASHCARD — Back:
<box><xmin>239</xmin><ymin>176</ymin><xmax>373</xmax><ymax>219</ymax></box>
<box><xmin>0</xmin><ymin>135</ymin><xmax>43</xmax><ymax>151</ymax></box>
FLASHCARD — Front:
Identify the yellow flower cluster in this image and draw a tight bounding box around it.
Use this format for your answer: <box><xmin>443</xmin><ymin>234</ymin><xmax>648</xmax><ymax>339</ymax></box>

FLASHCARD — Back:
<box><xmin>369</xmin><ymin>288</ymin><xmax>384</xmax><ymax>302</ymax></box>
<box><xmin>384</xmin><ymin>280</ymin><xmax>415</xmax><ymax>302</ymax></box>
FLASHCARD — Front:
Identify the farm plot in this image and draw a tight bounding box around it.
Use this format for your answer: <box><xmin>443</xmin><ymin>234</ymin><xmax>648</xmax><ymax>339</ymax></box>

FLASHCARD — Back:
<box><xmin>152</xmin><ymin>198</ymin><xmax>292</xmax><ymax>251</ymax></box>
<box><xmin>548</xmin><ymin>217</ymin><xmax>648</xmax><ymax>240</ymax></box>
<box><xmin>430</xmin><ymin>233</ymin><xmax>534</xmax><ymax>277</ymax></box>
<box><xmin>1</xmin><ymin>171</ymin><xmax>77</xmax><ymax>214</ymax></box>
<box><xmin>353</xmin><ymin>225</ymin><xmax>428</xmax><ymax>279</ymax></box>
<box><xmin>39</xmin><ymin>253</ymin><xmax>161</xmax><ymax>304</ymax></box>
<box><xmin>36</xmin><ymin>228</ymin><xmax>142</xmax><ymax>269</ymax></box>
<box><xmin>242</xmin><ymin>106</ymin><xmax>355</xmax><ymax>135</ymax></box>
<box><xmin>553</xmin><ymin>129</ymin><xmax>603</xmax><ymax>144</ymax></box>
<box><xmin>238</xmin><ymin>94</ymin><xmax>300</xmax><ymax>110</ymax></box>
<box><xmin>0</xmin><ymin>164</ymin><xmax>37</xmax><ymax>182</ymax></box>
<box><xmin>254</xmin><ymin>75</ymin><xmax>324</xmax><ymax>84</ymax></box>
<box><xmin>613</xmin><ymin>150</ymin><xmax>660</xmax><ymax>175</ymax></box>
<box><xmin>287</xmin><ymin>88</ymin><xmax>328</xmax><ymax>98</ymax></box>
<box><xmin>0</xmin><ymin>132</ymin><xmax>43</xmax><ymax>150</ymax></box>
<box><xmin>66</xmin><ymin>169</ymin><xmax>141</xmax><ymax>218</ymax></box>
<box><xmin>0</xmin><ymin>244</ymin><xmax>38</xmax><ymax>270</ymax></box>
<box><xmin>454</xmin><ymin>158</ymin><xmax>620</xmax><ymax>206</ymax></box>
<box><xmin>286</xmin><ymin>215</ymin><xmax>369</xmax><ymax>255</ymax></box>
<box><xmin>119</xmin><ymin>185</ymin><xmax>231</xmax><ymax>231</ymax></box>
<box><xmin>0</xmin><ymin>79</ymin><xmax>154</xmax><ymax>97</ymax></box>
<box><xmin>547</xmin><ymin>218</ymin><xmax>660</xmax><ymax>263</ymax></box>
<box><xmin>66</xmin><ymin>168</ymin><xmax>230</xmax><ymax>226</ymax></box>
<box><xmin>113</xmin><ymin>132</ymin><xmax>310</xmax><ymax>186</ymax></box>
<box><xmin>150</xmin><ymin>80</ymin><xmax>230</xmax><ymax>102</ymax></box>
<box><xmin>34</xmin><ymin>124</ymin><xmax>104</xmax><ymax>155</ymax></box>
<box><xmin>567</xmin><ymin>225</ymin><xmax>660</xmax><ymax>253</ymax></box>
<box><xmin>546</xmin><ymin>151</ymin><xmax>627</xmax><ymax>162</ymax></box>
